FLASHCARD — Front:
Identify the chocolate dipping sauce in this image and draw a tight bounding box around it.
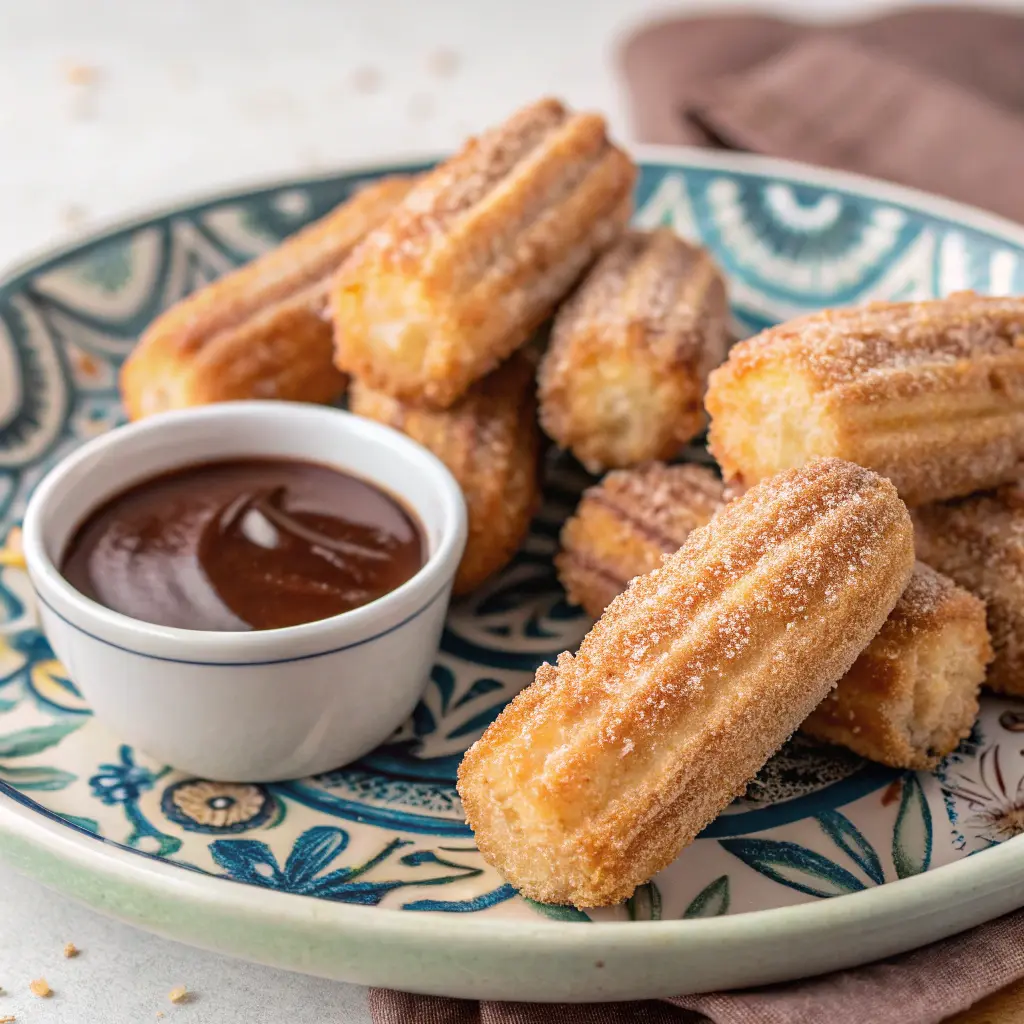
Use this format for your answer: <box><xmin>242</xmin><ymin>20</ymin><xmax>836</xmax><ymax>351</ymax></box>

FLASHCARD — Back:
<box><xmin>60</xmin><ymin>459</ymin><xmax>425</xmax><ymax>631</ymax></box>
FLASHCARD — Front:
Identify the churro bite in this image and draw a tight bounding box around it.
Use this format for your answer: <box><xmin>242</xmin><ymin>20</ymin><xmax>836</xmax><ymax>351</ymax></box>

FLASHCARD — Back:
<box><xmin>558</xmin><ymin>463</ymin><xmax>986</xmax><ymax>769</ymax></box>
<box><xmin>913</xmin><ymin>482</ymin><xmax>1024</xmax><ymax>696</ymax></box>
<box><xmin>332</xmin><ymin>98</ymin><xmax>637</xmax><ymax>409</ymax></box>
<box><xmin>349</xmin><ymin>355</ymin><xmax>541</xmax><ymax>595</ymax></box>
<box><xmin>802</xmin><ymin>564</ymin><xmax>990</xmax><ymax>769</ymax></box>
<box><xmin>458</xmin><ymin>458</ymin><xmax>914</xmax><ymax>907</ymax></box>
<box><xmin>120</xmin><ymin>176</ymin><xmax>414</xmax><ymax>419</ymax></box>
<box><xmin>556</xmin><ymin>462</ymin><xmax>726</xmax><ymax>618</ymax></box>
<box><xmin>706</xmin><ymin>293</ymin><xmax>1024</xmax><ymax>506</ymax></box>
<box><xmin>538</xmin><ymin>229</ymin><xmax>730</xmax><ymax>471</ymax></box>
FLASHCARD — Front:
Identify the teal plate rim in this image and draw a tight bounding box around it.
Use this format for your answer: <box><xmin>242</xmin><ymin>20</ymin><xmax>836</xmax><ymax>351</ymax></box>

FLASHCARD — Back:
<box><xmin>2</xmin><ymin>146</ymin><xmax>1024</xmax><ymax>1001</ymax></box>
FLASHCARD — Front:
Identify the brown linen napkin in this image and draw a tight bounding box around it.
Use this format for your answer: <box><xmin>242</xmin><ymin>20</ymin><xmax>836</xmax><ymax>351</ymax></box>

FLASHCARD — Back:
<box><xmin>614</xmin><ymin>5</ymin><xmax>1024</xmax><ymax>195</ymax></box>
<box><xmin>370</xmin><ymin>907</ymin><xmax>1024</xmax><ymax>1023</ymax></box>
<box><xmin>686</xmin><ymin>35</ymin><xmax>1024</xmax><ymax>224</ymax></box>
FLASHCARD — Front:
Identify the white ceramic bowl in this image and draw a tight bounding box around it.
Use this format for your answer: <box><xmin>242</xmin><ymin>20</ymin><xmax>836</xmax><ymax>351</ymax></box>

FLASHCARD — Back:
<box><xmin>21</xmin><ymin>401</ymin><xmax>467</xmax><ymax>782</ymax></box>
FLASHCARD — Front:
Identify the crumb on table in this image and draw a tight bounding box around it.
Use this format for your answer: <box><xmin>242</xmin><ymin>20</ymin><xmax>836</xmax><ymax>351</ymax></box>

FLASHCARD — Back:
<box><xmin>63</xmin><ymin>942</ymin><xmax>79</xmax><ymax>958</ymax></box>
<box><xmin>351</xmin><ymin>66</ymin><xmax>382</xmax><ymax>93</ymax></box>
<box><xmin>168</xmin><ymin>985</ymin><xmax>189</xmax><ymax>1004</ymax></box>
<box><xmin>427</xmin><ymin>48</ymin><xmax>460</xmax><ymax>77</ymax></box>
<box><xmin>29</xmin><ymin>978</ymin><xmax>52</xmax><ymax>998</ymax></box>
<box><xmin>63</xmin><ymin>62</ymin><xmax>100</xmax><ymax>86</ymax></box>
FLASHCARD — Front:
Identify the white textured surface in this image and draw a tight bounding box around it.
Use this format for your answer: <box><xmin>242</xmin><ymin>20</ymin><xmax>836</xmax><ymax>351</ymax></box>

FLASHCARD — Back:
<box><xmin>0</xmin><ymin>862</ymin><xmax>371</xmax><ymax>1022</ymax></box>
<box><xmin>4</xmin><ymin>0</ymin><xmax>1024</xmax><ymax>1018</ymax></box>
<box><xmin>6</xmin><ymin>0</ymin><xmax>1023</xmax><ymax>274</ymax></box>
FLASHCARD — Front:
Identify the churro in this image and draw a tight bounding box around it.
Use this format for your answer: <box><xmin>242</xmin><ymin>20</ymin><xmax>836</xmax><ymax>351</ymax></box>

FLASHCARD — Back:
<box><xmin>459</xmin><ymin>458</ymin><xmax>914</xmax><ymax>906</ymax></box>
<box><xmin>332</xmin><ymin>98</ymin><xmax>636</xmax><ymax>409</ymax></box>
<box><xmin>802</xmin><ymin>564</ymin><xmax>989</xmax><ymax>768</ymax></box>
<box><xmin>121</xmin><ymin>176</ymin><xmax>414</xmax><ymax>419</ymax></box>
<box><xmin>706</xmin><ymin>293</ymin><xmax>1024</xmax><ymax>505</ymax></box>
<box><xmin>349</xmin><ymin>355</ymin><xmax>541</xmax><ymax>594</ymax></box>
<box><xmin>913</xmin><ymin>482</ymin><xmax>1024</xmax><ymax>695</ymax></box>
<box><xmin>538</xmin><ymin>229</ymin><xmax>729</xmax><ymax>471</ymax></box>
<box><xmin>556</xmin><ymin>462</ymin><xmax>725</xmax><ymax>618</ymax></box>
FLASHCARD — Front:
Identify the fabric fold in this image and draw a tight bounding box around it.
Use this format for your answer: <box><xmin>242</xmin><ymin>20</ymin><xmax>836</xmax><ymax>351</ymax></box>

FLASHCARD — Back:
<box><xmin>685</xmin><ymin>36</ymin><xmax>1024</xmax><ymax>223</ymax></box>
<box><xmin>370</xmin><ymin>908</ymin><xmax>1024</xmax><ymax>1024</ymax></box>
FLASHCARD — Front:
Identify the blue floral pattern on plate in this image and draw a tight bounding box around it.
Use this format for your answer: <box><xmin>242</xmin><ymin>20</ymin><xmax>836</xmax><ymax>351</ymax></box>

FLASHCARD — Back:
<box><xmin>2</xmin><ymin>156</ymin><xmax>1024</xmax><ymax>921</ymax></box>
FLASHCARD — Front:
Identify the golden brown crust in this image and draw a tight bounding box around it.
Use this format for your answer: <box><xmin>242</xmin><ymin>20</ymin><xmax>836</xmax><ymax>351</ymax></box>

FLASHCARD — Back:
<box><xmin>558</xmin><ymin>465</ymin><xmax>987</xmax><ymax>769</ymax></box>
<box><xmin>349</xmin><ymin>355</ymin><xmax>541</xmax><ymax>595</ymax></box>
<box><xmin>458</xmin><ymin>458</ymin><xmax>915</xmax><ymax>907</ymax></box>
<box><xmin>120</xmin><ymin>176</ymin><xmax>414</xmax><ymax>419</ymax></box>
<box><xmin>538</xmin><ymin>229</ymin><xmax>730</xmax><ymax>471</ymax></box>
<box><xmin>802</xmin><ymin>563</ymin><xmax>990</xmax><ymax>768</ymax></box>
<box><xmin>913</xmin><ymin>483</ymin><xmax>1024</xmax><ymax>695</ymax></box>
<box><xmin>556</xmin><ymin>462</ymin><xmax>725</xmax><ymax>618</ymax></box>
<box><xmin>706</xmin><ymin>293</ymin><xmax>1024</xmax><ymax>505</ymax></box>
<box><xmin>332</xmin><ymin>98</ymin><xmax>637</xmax><ymax>409</ymax></box>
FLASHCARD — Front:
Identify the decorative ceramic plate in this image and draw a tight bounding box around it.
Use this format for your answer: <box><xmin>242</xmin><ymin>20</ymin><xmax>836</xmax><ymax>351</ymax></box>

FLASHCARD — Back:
<box><xmin>2</xmin><ymin>150</ymin><xmax>1024</xmax><ymax>1002</ymax></box>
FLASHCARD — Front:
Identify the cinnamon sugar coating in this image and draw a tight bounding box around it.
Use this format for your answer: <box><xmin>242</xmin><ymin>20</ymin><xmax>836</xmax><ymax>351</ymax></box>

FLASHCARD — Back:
<box><xmin>349</xmin><ymin>354</ymin><xmax>541</xmax><ymax>595</ymax></box>
<box><xmin>559</xmin><ymin>464</ymin><xmax>987</xmax><ymax>769</ymax></box>
<box><xmin>913</xmin><ymin>482</ymin><xmax>1024</xmax><ymax>695</ymax></box>
<box><xmin>557</xmin><ymin>462</ymin><xmax>726</xmax><ymax>618</ymax></box>
<box><xmin>538</xmin><ymin>229</ymin><xmax>730</xmax><ymax>471</ymax></box>
<box><xmin>706</xmin><ymin>293</ymin><xmax>1024</xmax><ymax>505</ymax></box>
<box><xmin>120</xmin><ymin>176</ymin><xmax>414</xmax><ymax>419</ymax></box>
<box><xmin>332</xmin><ymin>98</ymin><xmax>637</xmax><ymax>409</ymax></box>
<box><xmin>458</xmin><ymin>458</ymin><xmax>914</xmax><ymax>907</ymax></box>
<box><xmin>802</xmin><ymin>563</ymin><xmax>990</xmax><ymax>768</ymax></box>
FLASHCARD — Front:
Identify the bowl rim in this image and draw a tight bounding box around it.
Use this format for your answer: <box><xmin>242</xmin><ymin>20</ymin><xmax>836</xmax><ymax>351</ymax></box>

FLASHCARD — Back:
<box><xmin>20</xmin><ymin>400</ymin><xmax>468</xmax><ymax>661</ymax></box>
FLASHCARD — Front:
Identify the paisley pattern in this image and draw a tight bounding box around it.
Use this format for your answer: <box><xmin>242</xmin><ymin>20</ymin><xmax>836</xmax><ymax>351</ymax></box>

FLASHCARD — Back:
<box><xmin>2</xmin><ymin>156</ymin><xmax>1024</xmax><ymax>922</ymax></box>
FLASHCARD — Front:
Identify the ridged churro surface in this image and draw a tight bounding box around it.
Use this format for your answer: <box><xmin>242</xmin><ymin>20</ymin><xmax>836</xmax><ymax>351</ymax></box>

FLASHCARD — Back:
<box><xmin>349</xmin><ymin>355</ymin><xmax>541</xmax><ymax>595</ymax></box>
<box><xmin>458</xmin><ymin>458</ymin><xmax>914</xmax><ymax>906</ymax></box>
<box><xmin>706</xmin><ymin>293</ymin><xmax>1024</xmax><ymax>505</ymax></box>
<box><xmin>558</xmin><ymin>464</ymin><xmax>986</xmax><ymax>769</ymax></box>
<box><xmin>332</xmin><ymin>98</ymin><xmax>636</xmax><ymax>409</ymax></box>
<box><xmin>802</xmin><ymin>563</ymin><xmax>990</xmax><ymax>768</ymax></box>
<box><xmin>539</xmin><ymin>229</ymin><xmax>730</xmax><ymax>471</ymax></box>
<box><xmin>120</xmin><ymin>176</ymin><xmax>414</xmax><ymax>419</ymax></box>
<box><xmin>556</xmin><ymin>462</ymin><xmax>725</xmax><ymax>618</ymax></box>
<box><xmin>913</xmin><ymin>483</ymin><xmax>1024</xmax><ymax>695</ymax></box>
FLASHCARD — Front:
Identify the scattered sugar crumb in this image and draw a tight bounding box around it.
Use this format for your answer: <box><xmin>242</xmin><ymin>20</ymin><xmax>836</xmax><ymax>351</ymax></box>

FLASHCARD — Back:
<box><xmin>351</xmin><ymin>66</ymin><xmax>382</xmax><ymax>93</ymax></box>
<box><xmin>63</xmin><ymin>61</ymin><xmax>100</xmax><ymax>86</ymax></box>
<box><xmin>60</xmin><ymin>204</ymin><xmax>88</xmax><ymax>231</ymax></box>
<box><xmin>427</xmin><ymin>48</ymin><xmax>460</xmax><ymax>77</ymax></box>
<box><xmin>156</xmin><ymin>1012</ymin><xmax>165</xmax><ymax>1020</ymax></box>
<box><xmin>29</xmin><ymin>978</ymin><xmax>51</xmax><ymax>998</ymax></box>
<box><xmin>63</xmin><ymin>942</ymin><xmax>79</xmax><ymax>958</ymax></box>
<box><xmin>407</xmin><ymin>94</ymin><xmax>434</xmax><ymax>120</ymax></box>
<box><xmin>168</xmin><ymin>985</ymin><xmax>189</xmax><ymax>1004</ymax></box>
<box><xmin>62</xmin><ymin>61</ymin><xmax>102</xmax><ymax>119</ymax></box>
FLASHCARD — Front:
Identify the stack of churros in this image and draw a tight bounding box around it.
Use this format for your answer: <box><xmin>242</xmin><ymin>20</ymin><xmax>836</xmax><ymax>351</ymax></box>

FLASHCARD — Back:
<box><xmin>556</xmin><ymin>464</ymin><xmax>990</xmax><ymax>770</ymax></box>
<box><xmin>119</xmin><ymin>96</ymin><xmax>1022</xmax><ymax>911</ymax></box>
<box><xmin>330</xmin><ymin>98</ymin><xmax>639</xmax><ymax>590</ymax></box>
